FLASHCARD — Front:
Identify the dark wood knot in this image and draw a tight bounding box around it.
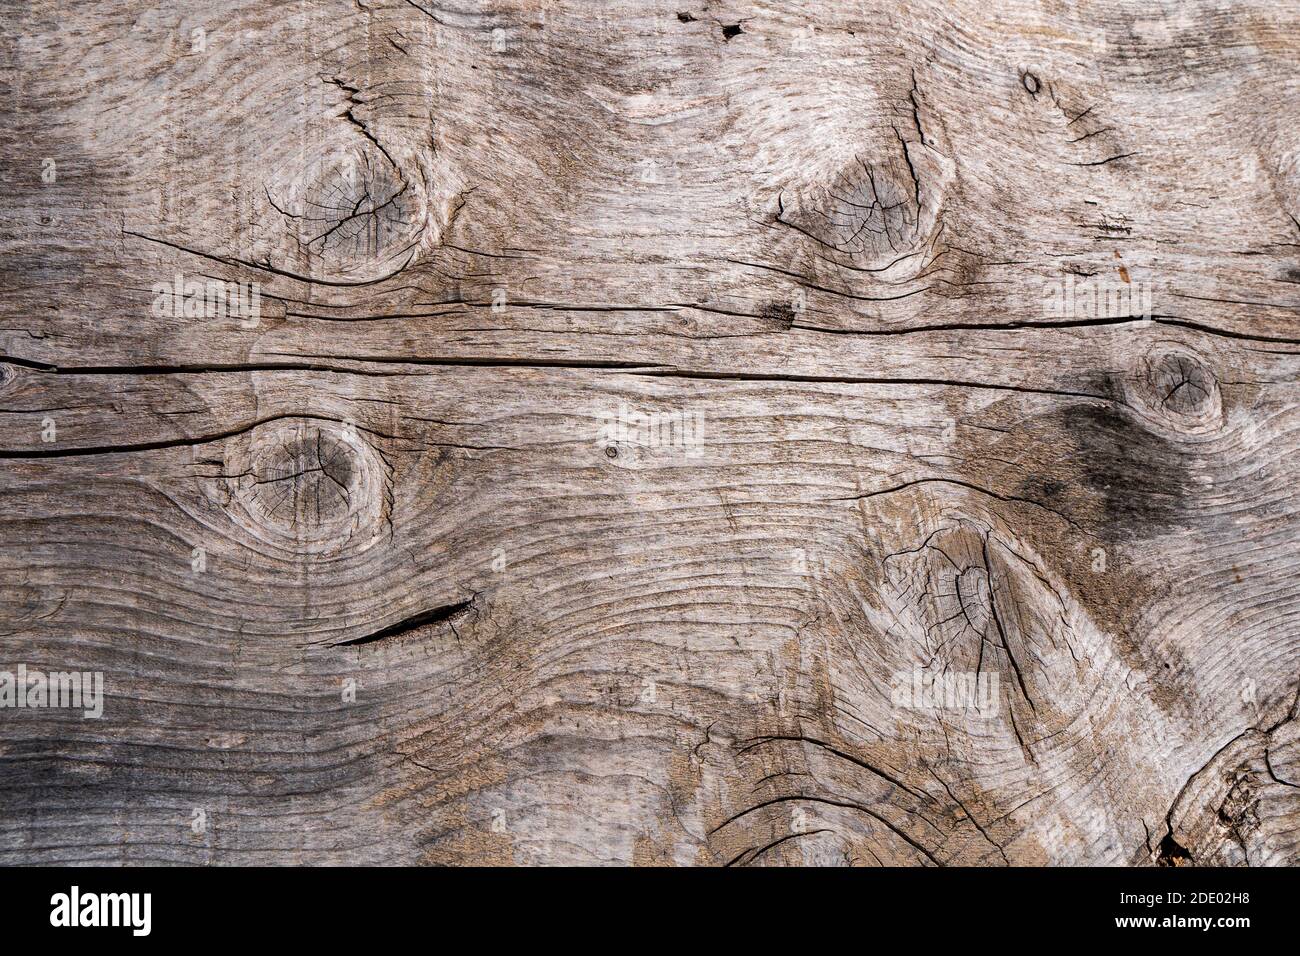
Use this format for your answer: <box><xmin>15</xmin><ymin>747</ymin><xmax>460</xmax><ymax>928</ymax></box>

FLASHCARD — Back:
<box><xmin>1131</xmin><ymin>348</ymin><xmax>1223</xmax><ymax>433</ymax></box>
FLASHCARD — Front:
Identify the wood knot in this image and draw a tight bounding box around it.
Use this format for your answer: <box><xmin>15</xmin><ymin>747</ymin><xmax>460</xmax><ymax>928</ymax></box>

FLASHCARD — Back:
<box><xmin>880</xmin><ymin>520</ymin><xmax>1057</xmax><ymax>682</ymax></box>
<box><xmin>264</xmin><ymin>143</ymin><xmax>426</xmax><ymax>282</ymax></box>
<box><xmin>1128</xmin><ymin>348</ymin><xmax>1223</xmax><ymax>434</ymax></box>
<box><xmin>220</xmin><ymin>419</ymin><xmax>392</xmax><ymax>552</ymax></box>
<box><xmin>774</xmin><ymin>124</ymin><xmax>950</xmax><ymax>280</ymax></box>
<box><xmin>779</xmin><ymin>152</ymin><xmax>921</xmax><ymax>265</ymax></box>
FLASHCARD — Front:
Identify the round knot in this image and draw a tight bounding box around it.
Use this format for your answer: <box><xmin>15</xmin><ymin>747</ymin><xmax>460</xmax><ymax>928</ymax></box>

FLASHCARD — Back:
<box><xmin>219</xmin><ymin>419</ymin><xmax>391</xmax><ymax>553</ymax></box>
<box><xmin>263</xmin><ymin>142</ymin><xmax>426</xmax><ymax>283</ymax></box>
<box><xmin>1128</xmin><ymin>348</ymin><xmax>1223</xmax><ymax>434</ymax></box>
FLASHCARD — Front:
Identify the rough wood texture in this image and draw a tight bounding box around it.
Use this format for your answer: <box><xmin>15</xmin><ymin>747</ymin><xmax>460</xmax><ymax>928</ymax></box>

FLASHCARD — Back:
<box><xmin>2</xmin><ymin>0</ymin><xmax>1299</xmax><ymax>866</ymax></box>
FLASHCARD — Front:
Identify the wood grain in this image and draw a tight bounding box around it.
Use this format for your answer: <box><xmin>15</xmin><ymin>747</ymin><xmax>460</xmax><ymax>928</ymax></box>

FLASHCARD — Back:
<box><xmin>1</xmin><ymin>0</ymin><xmax>1298</xmax><ymax>865</ymax></box>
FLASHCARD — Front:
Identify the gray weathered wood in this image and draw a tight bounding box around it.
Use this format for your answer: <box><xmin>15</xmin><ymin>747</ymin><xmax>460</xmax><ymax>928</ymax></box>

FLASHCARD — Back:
<box><xmin>1</xmin><ymin>0</ymin><xmax>1298</xmax><ymax>865</ymax></box>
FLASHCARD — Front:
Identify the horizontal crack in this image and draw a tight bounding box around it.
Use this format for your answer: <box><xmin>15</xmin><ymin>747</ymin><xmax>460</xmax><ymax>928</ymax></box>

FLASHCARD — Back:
<box><xmin>0</xmin><ymin>354</ymin><xmax>1114</xmax><ymax>401</ymax></box>
<box><xmin>332</xmin><ymin>597</ymin><xmax>476</xmax><ymax>647</ymax></box>
<box><xmin>0</xmin><ymin>412</ymin><xmax>394</xmax><ymax>460</ymax></box>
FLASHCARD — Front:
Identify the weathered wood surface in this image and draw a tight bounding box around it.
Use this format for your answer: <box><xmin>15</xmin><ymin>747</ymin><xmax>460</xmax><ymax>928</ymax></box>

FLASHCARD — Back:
<box><xmin>1</xmin><ymin>0</ymin><xmax>1298</xmax><ymax>865</ymax></box>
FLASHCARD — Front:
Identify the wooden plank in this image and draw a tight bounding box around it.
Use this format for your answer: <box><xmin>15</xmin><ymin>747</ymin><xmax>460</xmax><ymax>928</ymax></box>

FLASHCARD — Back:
<box><xmin>1</xmin><ymin>0</ymin><xmax>1298</xmax><ymax>865</ymax></box>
